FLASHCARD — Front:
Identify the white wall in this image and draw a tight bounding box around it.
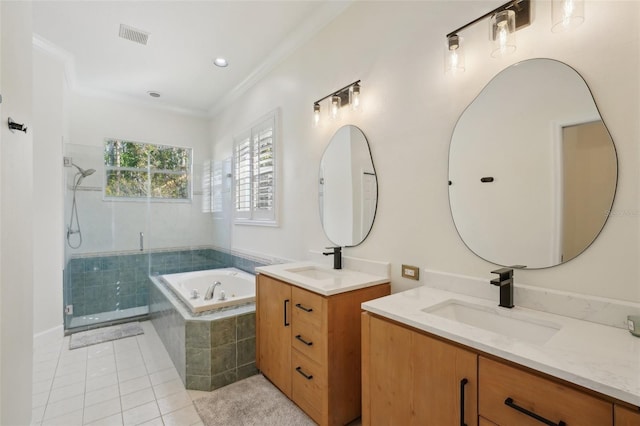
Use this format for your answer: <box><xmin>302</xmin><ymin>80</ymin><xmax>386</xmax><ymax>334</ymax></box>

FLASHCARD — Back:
<box><xmin>210</xmin><ymin>1</ymin><xmax>639</xmax><ymax>303</ymax></box>
<box><xmin>33</xmin><ymin>48</ymin><xmax>65</xmax><ymax>335</ymax></box>
<box><xmin>66</xmin><ymin>93</ymin><xmax>212</xmax><ymax>255</ymax></box>
<box><xmin>1</xmin><ymin>1</ymin><xmax>34</xmax><ymax>423</ymax></box>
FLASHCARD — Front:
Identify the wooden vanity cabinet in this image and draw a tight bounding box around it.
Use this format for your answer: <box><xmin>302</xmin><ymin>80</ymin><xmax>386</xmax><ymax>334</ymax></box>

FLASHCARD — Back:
<box><xmin>363</xmin><ymin>313</ymin><xmax>640</xmax><ymax>426</ymax></box>
<box><xmin>256</xmin><ymin>273</ymin><xmax>390</xmax><ymax>426</ymax></box>
<box><xmin>615</xmin><ymin>404</ymin><xmax>640</xmax><ymax>426</ymax></box>
<box><xmin>361</xmin><ymin>313</ymin><xmax>478</xmax><ymax>426</ymax></box>
<box><xmin>479</xmin><ymin>356</ymin><xmax>612</xmax><ymax>426</ymax></box>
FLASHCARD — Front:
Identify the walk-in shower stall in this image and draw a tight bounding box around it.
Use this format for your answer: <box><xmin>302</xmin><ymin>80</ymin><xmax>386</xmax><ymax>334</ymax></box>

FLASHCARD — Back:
<box><xmin>63</xmin><ymin>141</ymin><xmax>233</xmax><ymax>332</ymax></box>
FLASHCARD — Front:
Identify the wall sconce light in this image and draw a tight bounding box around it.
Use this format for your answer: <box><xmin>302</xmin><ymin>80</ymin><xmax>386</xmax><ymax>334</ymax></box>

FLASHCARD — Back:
<box><xmin>445</xmin><ymin>0</ymin><xmax>531</xmax><ymax>72</ymax></box>
<box><xmin>551</xmin><ymin>0</ymin><xmax>584</xmax><ymax>33</ymax></box>
<box><xmin>445</xmin><ymin>34</ymin><xmax>465</xmax><ymax>74</ymax></box>
<box><xmin>312</xmin><ymin>80</ymin><xmax>361</xmax><ymax>127</ymax></box>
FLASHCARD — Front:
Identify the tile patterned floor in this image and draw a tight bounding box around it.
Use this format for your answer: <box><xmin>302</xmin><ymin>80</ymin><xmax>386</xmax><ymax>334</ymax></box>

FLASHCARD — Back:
<box><xmin>32</xmin><ymin>321</ymin><xmax>211</xmax><ymax>426</ymax></box>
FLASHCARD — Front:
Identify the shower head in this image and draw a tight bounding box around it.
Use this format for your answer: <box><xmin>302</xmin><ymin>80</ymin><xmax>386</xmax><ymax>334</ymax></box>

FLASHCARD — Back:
<box><xmin>72</xmin><ymin>163</ymin><xmax>96</xmax><ymax>177</ymax></box>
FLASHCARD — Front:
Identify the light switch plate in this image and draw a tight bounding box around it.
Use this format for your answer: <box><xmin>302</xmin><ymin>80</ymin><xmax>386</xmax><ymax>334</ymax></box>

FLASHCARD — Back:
<box><xmin>402</xmin><ymin>264</ymin><xmax>419</xmax><ymax>280</ymax></box>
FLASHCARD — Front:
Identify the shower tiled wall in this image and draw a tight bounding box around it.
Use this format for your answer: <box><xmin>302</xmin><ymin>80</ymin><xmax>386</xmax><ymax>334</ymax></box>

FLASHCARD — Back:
<box><xmin>66</xmin><ymin>248</ymin><xmax>267</xmax><ymax>320</ymax></box>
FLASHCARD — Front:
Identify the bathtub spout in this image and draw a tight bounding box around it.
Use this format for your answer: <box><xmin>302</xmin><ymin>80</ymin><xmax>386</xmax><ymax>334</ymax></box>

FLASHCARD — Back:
<box><xmin>204</xmin><ymin>281</ymin><xmax>222</xmax><ymax>300</ymax></box>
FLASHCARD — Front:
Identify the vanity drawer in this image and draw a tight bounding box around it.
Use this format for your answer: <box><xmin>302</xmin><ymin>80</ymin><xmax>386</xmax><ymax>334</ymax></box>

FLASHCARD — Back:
<box><xmin>292</xmin><ymin>349</ymin><xmax>326</xmax><ymax>424</ymax></box>
<box><xmin>291</xmin><ymin>318</ymin><xmax>326</xmax><ymax>364</ymax></box>
<box><xmin>479</xmin><ymin>357</ymin><xmax>612</xmax><ymax>426</ymax></box>
<box><xmin>292</xmin><ymin>286</ymin><xmax>325</xmax><ymax>329</ymax></box>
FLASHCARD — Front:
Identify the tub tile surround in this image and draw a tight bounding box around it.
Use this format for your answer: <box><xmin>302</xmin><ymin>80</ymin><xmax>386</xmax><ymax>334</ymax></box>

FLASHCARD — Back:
<box><xmin>362</xmin><ymin>269</ymin><xmax>640</xmax><ymax>406</ymax></box>
<box><xmin>149</xmin><ymin>272</ymin><xmax>258</xmax><ymax>392</ymax></box>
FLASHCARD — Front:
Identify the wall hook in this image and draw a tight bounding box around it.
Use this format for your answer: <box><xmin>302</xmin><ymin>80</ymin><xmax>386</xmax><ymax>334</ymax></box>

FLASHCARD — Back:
<box><xmin>8</xmin><ymin>117</ymin><xmax>27</xmax><ymax>134</ymax></box>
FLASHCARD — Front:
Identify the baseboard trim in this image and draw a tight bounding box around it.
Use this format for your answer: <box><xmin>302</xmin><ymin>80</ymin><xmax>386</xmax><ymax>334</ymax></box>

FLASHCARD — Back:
<box><xmin>33</xmin><ymin>324</ymin><xmax>64</xmax><ymax>345</ymax></box>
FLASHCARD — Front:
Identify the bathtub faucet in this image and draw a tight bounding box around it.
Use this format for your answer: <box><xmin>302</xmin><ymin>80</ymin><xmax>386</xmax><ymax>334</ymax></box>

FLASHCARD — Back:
<box><xmin>204</xmin><ymin>281</ymin><xmax>222</xmax><ymax>300</ymax></box>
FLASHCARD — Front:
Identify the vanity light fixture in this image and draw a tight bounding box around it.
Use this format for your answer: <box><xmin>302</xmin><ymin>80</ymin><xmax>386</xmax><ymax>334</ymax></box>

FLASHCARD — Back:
<box><xmin>551</xmin><ymin>0</ymin><xmax>584</xmax><ymax>33</ymax></box>
<box><xmin>445</xmin><ymin>34</ymin><xmax>465</xmax><ymax>74</ymax></box>
<box><xmin>312</xmin><ymin>80</ymin><xmax>361</xmax><ymax>127</ymax></box>
<box><xmin>445</xmin><ymin>0</ymin><xmax>531</xmax><ymax>71</ymax></box>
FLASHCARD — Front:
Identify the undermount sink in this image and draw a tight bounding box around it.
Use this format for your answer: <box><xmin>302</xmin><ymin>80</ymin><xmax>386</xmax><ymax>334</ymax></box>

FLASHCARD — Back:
<box><xmin>285</xmin><ymin>266</ymin><xmax>340</xmax><ymax>280</ymax></box>
<box><xmin>422</xmin><ymin>300</ymin><xmax>561</xmax><ymax>345</ymax></box>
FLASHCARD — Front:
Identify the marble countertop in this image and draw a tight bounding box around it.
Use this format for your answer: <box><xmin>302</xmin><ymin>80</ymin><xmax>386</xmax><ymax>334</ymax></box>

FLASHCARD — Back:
<box><xmin>362</xmin><ymin>285</ymin><xmax>640</xmax><ymax>407</ymax></box>
<box><xmin>255</xmin><ymin>261</ymin><xmax>389</xmax><ymax>296</ymax></box>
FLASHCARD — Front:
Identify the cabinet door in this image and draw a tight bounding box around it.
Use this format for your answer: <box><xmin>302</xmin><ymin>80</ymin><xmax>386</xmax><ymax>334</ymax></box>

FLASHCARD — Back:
<box><xmin>615</xmin><ymin>404</ymin><xmax>640</xmax><ymax>426</ymax></box>
<box><xmin>366</xmin><ymin>315</ymin><xmax>478</xmax><ymax>425</ymax></box>
<box><xmin>257</xmin><ymin>275</ymin><xmax>292</xmax><ymax>397</ymax></box>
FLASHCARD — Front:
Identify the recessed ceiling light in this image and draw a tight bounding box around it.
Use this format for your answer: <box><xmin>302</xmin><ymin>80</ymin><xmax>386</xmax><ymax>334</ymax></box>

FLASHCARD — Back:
<box><xmin>213</xmin><ymin>58</ymin><xmax>229</xmax><ymax>68</ymax></box>
<box><xmin>147</xmin><ymin>91</ymin><xmax>161</xmax><ymax>98</ymax></box>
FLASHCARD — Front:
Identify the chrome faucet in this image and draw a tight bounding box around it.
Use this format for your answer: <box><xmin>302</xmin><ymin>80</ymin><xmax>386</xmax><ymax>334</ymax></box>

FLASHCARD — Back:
<box><xmin>490</xmin><ymin>268</ymin><xmax>514</xmax><ymax>308</ymax></box>
<box><xmin>204</xmin><ymin>281</ymin><xmax>222</xmax><ymax>300</ymax></box>
<box><xmin>323</xmin><ymin>246</ymin><xmax>342</xmax><ymax>270</ymax></box>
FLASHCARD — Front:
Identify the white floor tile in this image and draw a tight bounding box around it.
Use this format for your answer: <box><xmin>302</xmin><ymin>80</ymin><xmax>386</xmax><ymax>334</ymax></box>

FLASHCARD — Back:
<box><xmin>119</xmin><ymin>375</ymin><xmax>152</xmax><ymax>396</ymax></box>
<box><xmin>48</xmin><ymin>382</ymin><xmax>85</xmax><ymax>404</ymax></box>
<box><xmin>83</xmin><ymin>397</ymin><xmax>121</xmax><ymax>424</ymax></box>
<box><xmin>87</xmin><ymin>342</ymin><xmax>115</xmax><ymax>360</ymax></box>
<box><xmin>149</xmin><ymin>368</ymin><xmax>179</xmax><ymax>387</ymax></box>
<box><xmin>122</xmin><ymin>401</ymin><xmax>160</xmax><ymax>426</ymax></box>
<box><xmin>33</xmin><ymin>321</ymin><xmax>205</xmax><ymax>426</ymax></box>
<box><xmin>42</xmin><ymin>408</ymin><xmax>83</xmax><ymax>426</ymax></box>
<box><xmin>186</xmin><ymin>390</ymin><xmax>211</xmax><ymax>402</ymax></box>
<box><xmin>43</xmin><ymin>394</ymin><xmax>84</xmax><ymax>420</ymax></box>
<box><xmin>152</xmin><ymin>379</ymin><xmax>185</xmax><ymax>400</ymax></box>
<box><xmin>161</xmin><ymin>405</ymin><xmax>200</xmax><ymax>426</ymax></box>
<box><xmin>86</xmin><ymin>373</ymin><xmax>119</xmax><ymax>392</ymax></box>
<box><xmin>84</xmin><ymin>413</ymin><xmax>123</xmax><ymax>426</ymax></box>
<box><xmin>52</xmin><ymin>372</ymin><xmax>85</xmax><ymax>389</ymax></box>
<box><xmin>32</xmin><ymin>405</ymin><xmax>46</xmax><ymax>424</ymax></box>
<box><xmin>33</xmin><ymin>379</ymin><xmax>54</xmax><ymax>395</ymax></box>
<box><xmin>84</xmin><ymin>384</ymin><xmax>119</xmax><ymax>408</ymax></box>
<box><xmin>117</xmin><ymin>365</ymin><xmax>147</xmax><ymax>383</ymax></box>
<box><xmin>156</xmin><ymin>390</ymin><xmax>192</xmax><ymax>415</ymax></box>
<box><xmin>32</xmin><ymin>391</ymin><xmax>50</xmax><ymax>409</ymax></box>
<box><xmin>136</xmin><ymin>417</ymin><xmax>164</xmax><ymax>426</ymax></box>
<box><xmin>120</xmin><ymin>387</ymin><xmax>155</xmax><ymax>412</ymax></box>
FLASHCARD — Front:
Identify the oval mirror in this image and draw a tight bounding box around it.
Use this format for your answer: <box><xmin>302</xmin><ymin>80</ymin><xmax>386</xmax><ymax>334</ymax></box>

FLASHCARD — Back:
<box><xmin>449</xmin><ymin>58</ymin><xmax>617</xmax><ymax>269</ymax></box>
<box><xmin>319</xmin><ymin>125</ymin><xmax>378</xmax><ymax>247</ymax></box>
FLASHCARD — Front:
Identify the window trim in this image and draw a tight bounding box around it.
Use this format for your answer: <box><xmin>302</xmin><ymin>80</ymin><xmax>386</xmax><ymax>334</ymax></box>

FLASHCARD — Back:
<box><xmin>232</xmin><ymin>110</ymin><xmax>278</xmax><ymax>226</ymax></box>
<box><xmin>103</xmin><ymin>138</ymin><xmax>193</xmax><ymax>203</ymax></box>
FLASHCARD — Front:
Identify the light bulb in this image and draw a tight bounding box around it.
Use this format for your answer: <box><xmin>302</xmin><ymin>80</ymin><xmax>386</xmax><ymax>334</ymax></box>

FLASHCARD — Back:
<box><xmin>350</xmin><ymin>84</ymin><xmax>361</xmax><ymax>111</ymax></box>
<box><xmin>445</xmin><ymin>34</ymin><xmax>465</xmax><ymax>74</ymax></box>
<box><xmin>552</xmin><ymin>0</ymin><xmax>584</xmax><ymax>33</ymax></box>
<box><xmin>490</xmin><ymin>10</ymin><xmax>516</xmax><ymax>58</ymax></box>
<box><xmin>313</xmin><ymin>103</ymin><xmax>321</xmax><ymax>127</ymax></box>
<box><xmin>330</xmin><ymin>95</ymin><xmax>341</xmax><ymax>120</ymax></box>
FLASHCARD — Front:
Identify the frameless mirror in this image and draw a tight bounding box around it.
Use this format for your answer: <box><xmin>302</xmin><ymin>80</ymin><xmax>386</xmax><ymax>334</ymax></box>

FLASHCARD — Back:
<box><xmin>319</xmin><ymin>125</ymin><xmax>378</xmax><ymax>247</ymax></box>
<box><xmin>449</xmin><ymin>58</ymin><xmax>617</xmax><ymax>269</ymax></box>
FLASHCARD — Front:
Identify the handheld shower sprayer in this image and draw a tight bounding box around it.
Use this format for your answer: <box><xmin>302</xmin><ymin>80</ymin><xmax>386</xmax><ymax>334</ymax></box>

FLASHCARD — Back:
<box><xmin>67</xmin><ymin>162</ymin><xmax>96</xmax><ymax>248</ymax></box>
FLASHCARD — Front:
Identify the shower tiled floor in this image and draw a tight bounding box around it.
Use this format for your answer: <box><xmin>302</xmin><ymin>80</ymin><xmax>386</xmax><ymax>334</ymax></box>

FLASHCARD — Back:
<box><xmin>31</xmin><ymin>321</ymin><xmax>211</xmax><ymax>426</ymax></box>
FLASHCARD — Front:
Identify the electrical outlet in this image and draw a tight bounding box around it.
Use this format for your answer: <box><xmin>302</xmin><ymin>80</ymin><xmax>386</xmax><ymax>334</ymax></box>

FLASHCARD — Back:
<box><xmin>401</xmin><ymin>264</ymin><xmax>420</xmax><ymax>280</ymax></box>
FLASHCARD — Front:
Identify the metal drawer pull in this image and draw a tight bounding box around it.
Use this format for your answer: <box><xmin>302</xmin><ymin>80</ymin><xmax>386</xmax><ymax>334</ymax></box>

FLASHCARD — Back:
<box><xmin>504</xmin><ymin>397</ymin><xmax>566</xmax><ymax>426</ymax></box>
<box><xmin>283</xmin><ymin>299</ymin><xmax>290</xmax><ymax>326</ymax></box>
<box><xmin>295</xmin><ymin>303</ymin><xmax>313</xmax><ymax>313</ymax></box>
<box><xmin>295</xmin><ymin>335</ymin><xmax>313</xmax><ymax>346</ymax></box>
<box><xmin>295</xmin><ymin>367</ymin><xmax>313</xmax><ymax>380</ymax></box>
<box><xmin>459</xmin><ymin>378</ymin><xmax>468</xmax><ymax>426</ymax></box>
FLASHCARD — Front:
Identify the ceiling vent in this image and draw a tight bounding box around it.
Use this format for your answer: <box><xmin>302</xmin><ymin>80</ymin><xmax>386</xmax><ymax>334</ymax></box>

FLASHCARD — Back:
<box><xmin>119</xmin><ymin>24</ymin><xmax>149</xmax><ymax>45</ymax></box>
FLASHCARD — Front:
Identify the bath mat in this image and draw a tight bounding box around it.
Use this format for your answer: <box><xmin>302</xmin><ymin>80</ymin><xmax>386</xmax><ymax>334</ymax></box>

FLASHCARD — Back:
<box><xmin>69</xmin><ymin>322</ymin><xmax>144</xmax><ymax>350</ymax></box>
<box><xmin>193</xmin><ymin>374</ymin><xmax>315</xmax><ymax>426</ymax></box>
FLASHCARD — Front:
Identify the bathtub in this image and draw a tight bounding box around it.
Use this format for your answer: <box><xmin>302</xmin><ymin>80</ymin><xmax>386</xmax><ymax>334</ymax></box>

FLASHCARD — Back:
<box><xmin>161</xmin><ymin>268</ymin><xmax>255</xmax><ymax>313</ymax></box>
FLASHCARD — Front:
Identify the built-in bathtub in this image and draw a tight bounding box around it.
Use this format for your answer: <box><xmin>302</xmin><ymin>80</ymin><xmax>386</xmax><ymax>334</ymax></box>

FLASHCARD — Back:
<box><xmin>149</xmin><ymin>267</ymin><xmax>258</xmax><ymax>391</ymax></box>
<box><xmin>161</xmin><ymin>268</ymin><xmax>255</xmax><ymax>313</ymax></box>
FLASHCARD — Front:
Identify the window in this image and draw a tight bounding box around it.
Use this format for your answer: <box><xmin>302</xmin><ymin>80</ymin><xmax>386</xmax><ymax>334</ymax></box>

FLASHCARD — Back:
<box><xmin>104</xmin><ymin>139</ymin><xmax>192</xmax><ymax>201</ymax></box>
<box><xmin>233</xmin><ymin>111</ymin><xmax>277</xmax><ymax>224</ymax></box>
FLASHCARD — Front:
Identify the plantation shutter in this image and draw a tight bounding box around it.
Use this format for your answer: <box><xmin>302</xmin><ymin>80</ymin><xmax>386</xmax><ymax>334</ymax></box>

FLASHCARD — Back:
<box><xmin>232</xmin><ymin>112</ymin><xmax>277</xmax><ymax>223</ymax></box>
